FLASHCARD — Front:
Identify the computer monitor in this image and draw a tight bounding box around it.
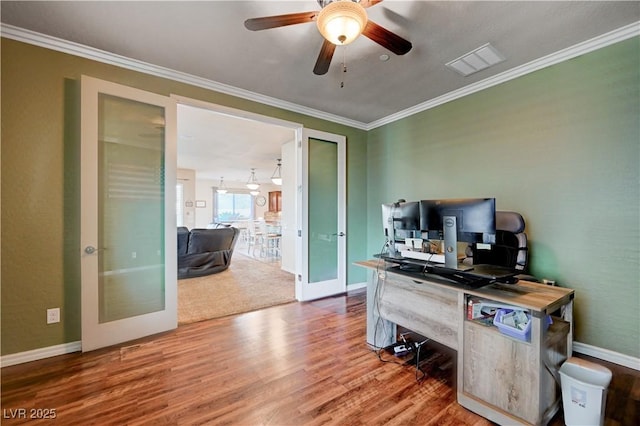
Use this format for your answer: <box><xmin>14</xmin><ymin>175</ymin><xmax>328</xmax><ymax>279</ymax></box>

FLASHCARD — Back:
<box><xmin>419</xmin><ymin>198</ymin><xmax>496</xmax><ymax>269</ymax></box>
<box><xmin>381</xmin><ymin>200</ymin><xmax>420</xmax><ymax>256</ymax></box>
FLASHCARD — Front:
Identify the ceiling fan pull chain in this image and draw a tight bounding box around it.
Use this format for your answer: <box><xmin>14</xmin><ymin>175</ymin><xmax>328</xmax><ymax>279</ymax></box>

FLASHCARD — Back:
<box><xmin>341</xmin><ymin>46</ymin><xmax>347</xmax><ymax>88</ymax></box>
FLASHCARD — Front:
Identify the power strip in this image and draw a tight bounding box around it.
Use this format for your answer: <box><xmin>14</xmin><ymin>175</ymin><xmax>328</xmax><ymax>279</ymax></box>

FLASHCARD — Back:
<box><xmin>394</xmin><ymin>345</ymin><xmax>411</xmax><ymax>356</ymax></box>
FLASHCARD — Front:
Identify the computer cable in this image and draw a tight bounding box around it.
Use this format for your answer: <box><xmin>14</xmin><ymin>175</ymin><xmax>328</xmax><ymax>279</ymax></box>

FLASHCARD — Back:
<box><xmin>369</xmin><ymin>241</ymin><xmax>393</xmax><ymax>356</ymax></box>
<box><xmin>412</xmin><ymin>338</ymin><xmax>430</xmax><ymax>382</ymax></box>
<box><xmin>421</xmin><ymin>251</ymin><xmax>436</xmax><ymax>275</ymax></box>
<box><xmin>396</xmin><ymin>332</ymin><xmax>430</xmax><ymax>382</ymax></box>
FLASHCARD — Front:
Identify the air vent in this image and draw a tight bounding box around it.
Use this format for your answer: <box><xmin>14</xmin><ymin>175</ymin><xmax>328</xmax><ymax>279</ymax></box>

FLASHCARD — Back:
<box><xmin>446</xmin><ymin>43</ymin><xmax>505</xmax><ymax>77</ymax></box>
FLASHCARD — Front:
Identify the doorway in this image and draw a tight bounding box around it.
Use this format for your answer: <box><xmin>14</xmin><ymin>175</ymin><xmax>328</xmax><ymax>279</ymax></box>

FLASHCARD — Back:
<box><xmin>173</xmin><ymin>96</ymin><xmax>347</xmax><ymax>306</ymax></box>
<box><xmin>174</xmin><ymin>99</ymin><xmax>297</xmax><ymax>323</ymax></box>
<box><xmin>174</xmin><ymin>99</ymin><xmax>298</xmax><ymax>273</ymax></box>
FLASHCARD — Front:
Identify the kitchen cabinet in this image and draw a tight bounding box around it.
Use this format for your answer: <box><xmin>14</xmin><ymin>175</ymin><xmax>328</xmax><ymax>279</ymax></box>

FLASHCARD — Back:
<box><xmin>269</xmin><ymin>191</ymin><xmax>281</xmax><ymax>212</ymax></box>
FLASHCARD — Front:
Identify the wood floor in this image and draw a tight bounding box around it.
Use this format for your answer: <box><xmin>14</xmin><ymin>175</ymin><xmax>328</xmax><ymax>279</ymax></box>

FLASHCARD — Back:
<box><xmin>1</xmin><ymin>289</ymin><xmax>638</xmax><ymax>425</ymax></box>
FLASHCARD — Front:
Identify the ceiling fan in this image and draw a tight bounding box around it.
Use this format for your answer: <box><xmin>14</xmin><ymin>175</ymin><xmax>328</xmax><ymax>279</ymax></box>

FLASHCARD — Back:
<box><xmin>244</xmin><ymin>0</ymin><xmax>412</xmax><ymax>75</ymax></box>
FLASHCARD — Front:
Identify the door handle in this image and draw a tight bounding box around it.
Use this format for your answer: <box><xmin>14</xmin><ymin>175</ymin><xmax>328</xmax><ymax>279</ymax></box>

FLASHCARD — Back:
<box><xmin>333</xmin><ymin>232</ymin><xmax>346</xmax><ymax>237</ymax></box>
<box><xmin>84</xmin><ymin>246</ymin><xmax>105</xmax><ymax>254</ymax></box>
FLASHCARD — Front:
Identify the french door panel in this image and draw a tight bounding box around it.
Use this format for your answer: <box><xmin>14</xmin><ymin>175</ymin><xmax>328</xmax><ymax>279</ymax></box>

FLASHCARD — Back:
<box><xmin>80</xmin><ymin>76</ymin><xmax>177</xmax><ymax>352</ymax></box>
<box><xmin>296</xmin><ymin>129</ymin><xmax>346</xmax><ymax>301</ymax></box>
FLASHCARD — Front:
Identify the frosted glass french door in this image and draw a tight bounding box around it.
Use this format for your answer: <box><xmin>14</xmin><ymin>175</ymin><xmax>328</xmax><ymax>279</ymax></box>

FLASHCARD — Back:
<box><xmin>80</xmin><ymin>76</ymin><xmax>177</xmax><ymax>352</ymax></box>
<box><xmin>296</xmin><ymin>129</ymin><xmax>346</xmax><ymax>301</ymax></box>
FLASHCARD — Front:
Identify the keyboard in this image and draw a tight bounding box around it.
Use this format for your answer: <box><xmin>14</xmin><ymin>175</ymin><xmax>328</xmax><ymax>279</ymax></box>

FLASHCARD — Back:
<box><xmin>376</xmin><ymin>253</ymin><xmax>518</xmax><ymax>285</ymax></box>
<box><xmin>462</xmin><ymin>264</ymin><xmax>518</xmax><ymax>281</ymax></box>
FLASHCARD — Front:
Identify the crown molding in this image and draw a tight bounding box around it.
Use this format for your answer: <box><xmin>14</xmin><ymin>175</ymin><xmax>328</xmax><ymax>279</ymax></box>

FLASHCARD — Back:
<box><xmin>0</xmin><ymin>24</ymin><xmax>369</xmax><ymax>130</ymax></box>
<box><xmin>2</xmin><ymin>21</ymin><xmax>638</xmax><ymax>131</ymax></box>
<box><xmin>366</xmin><ymin>21</ymin><xmax>640</xmax><ymax>130</ymax></box>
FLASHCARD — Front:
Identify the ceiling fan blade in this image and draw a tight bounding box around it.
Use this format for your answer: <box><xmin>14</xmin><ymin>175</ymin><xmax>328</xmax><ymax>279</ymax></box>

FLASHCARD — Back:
<box><xmin>244</xmin><ymin>11</ymin><xmax>318</xmax><ymax>31</ymax></box>
<box><xmin>313</xmin><ymin>40</ymin><xmax>336</xmax><ymax>75</ymax></box>
<box><xmin>362</xmin><ymin>20</ymin><xmax>412</xmax><ymax>55</ymax></box>
<box><xmin>360</xmin><ymin>0</ymin><xmax>384</xmax><ymax>8</ymax></box>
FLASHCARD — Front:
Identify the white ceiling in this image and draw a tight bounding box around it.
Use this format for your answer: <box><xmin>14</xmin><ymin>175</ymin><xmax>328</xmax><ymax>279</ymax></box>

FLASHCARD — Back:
<box><xmin>2</xmin><ymin>1</ymin><xmax>638</xmax><ymax>181</ymax></box>
<box><xmin>177</xmin><ymin>104</ymin><xmax>295</xmax><ymax>182</ymax></box>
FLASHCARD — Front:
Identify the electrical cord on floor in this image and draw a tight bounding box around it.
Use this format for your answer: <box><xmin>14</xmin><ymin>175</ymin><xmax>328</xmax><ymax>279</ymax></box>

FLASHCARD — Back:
<box><xmin>371</xmin><ymin>243</ymin><xmax>410</xmax><ymax>365</ymax></box>
<box><xmin>372</xmin><ymin>242</ymin><xmax>434</xmax><ymax>382</ymax></box>
<box><xmin>375</xmin><ymin>334</ymin><xmax>433</xmax><ymax>382</ymax></box>
<box><xmin>398</xmin><ymin>333</ymin><xmax>430</xmax><ymax>382</ymax></box>
<box><xmin>374</xmin><ymin>345</ymin><xmax>410</xmax><ymax>366</ymax></box>
<box><xmin>371</xmin><ymin>245</ymin><xmax>453</xmax><ymax>384</ymax></box>
<box><xmin>372</xmin><ymin>242</ymin><xmax>414</xmax><ymax>366</ymax></box>
<box><xmin>412</xmin><ymin>338</ymin><xmax>430</xmax><ymax>382</ymax></box>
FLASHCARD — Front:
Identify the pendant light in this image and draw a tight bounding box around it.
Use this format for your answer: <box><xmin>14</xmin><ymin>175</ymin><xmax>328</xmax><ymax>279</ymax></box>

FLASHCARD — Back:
<box><xmin>246</xmin><ymin>168</ymin><xmax>260</xmax><ymax>190</ymax></box>
<box><xmin>271</xmin><ymin>159</ymin><xmax>283</xmax><ymax>186</ymax></box>
<box><xmin>216</xmin><ymin>177</ymin><xmax>228</xmax><ymax>194</ymax></box>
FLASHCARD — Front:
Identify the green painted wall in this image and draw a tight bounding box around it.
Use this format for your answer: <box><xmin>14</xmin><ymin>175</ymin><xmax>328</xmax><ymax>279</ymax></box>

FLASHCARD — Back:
<box><xmin>3</xmin><ymin>35</ymin><xmax>638</xmax><ymax>359</ymax></box>
<box><xmin>0</xmin><ymin>38</ymin><xmax>368</xmax><ymax>355</ymax></box>
<box><xmin>367</xmin><ymin>37</ymin><xmax>640</xmax><ymax>358</ymax></box>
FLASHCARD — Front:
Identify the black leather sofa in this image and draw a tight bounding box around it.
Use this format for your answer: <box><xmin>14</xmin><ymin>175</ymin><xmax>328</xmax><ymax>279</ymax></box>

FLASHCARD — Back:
<box><xmin>177</xmin><ymin>226</ymin><xmax>240</xmax><ymax>279</ymax></box>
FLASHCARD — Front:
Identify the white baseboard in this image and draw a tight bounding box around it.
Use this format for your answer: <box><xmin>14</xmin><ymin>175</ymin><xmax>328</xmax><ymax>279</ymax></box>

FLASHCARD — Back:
<box><xmin>281</xmin><ymin>266</ymin><xmax>295</xmax><ymax>274</ymax></box>
<box><xmin>2</xmin><ymin>338</ymin><xmax>638</xmax><ymax>372</ymax></box>
<box><xmin>347</xmin><ymin>281</ymin><xmax>367</xmax><ymax>291</ymax></box>
<box><xmin>1</xmin><ymin>341</ymin><xmax>81</xmax><ymax>368</ymax></box>
<box><xmin>573</xmin><ymin>341</ymin><xmax>640</xmax><ymax>371</ymax></box>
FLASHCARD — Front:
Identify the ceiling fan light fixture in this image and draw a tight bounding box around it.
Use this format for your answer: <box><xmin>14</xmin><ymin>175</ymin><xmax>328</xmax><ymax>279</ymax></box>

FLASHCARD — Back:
<box><xmin>271</xmin><ymin>159</ymin><xmax>283</xmax><ymax>186</ymax></box>
<box><xmin>317</xmin><ymin>0</ymin><xmax>367</xmax><ymax>46</ymax></box>
<box><xmin>246</xmin><ymin>168</ymin><xmax>260</xmax><ymax>190</ymax></box>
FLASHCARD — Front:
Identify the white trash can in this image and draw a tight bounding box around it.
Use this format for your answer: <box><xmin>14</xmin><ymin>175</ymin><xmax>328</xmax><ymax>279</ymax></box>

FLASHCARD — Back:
<box><xmin>559</xmin><ymin>357</ymin><xmax>612</xmax><ymax>426</ymax></box>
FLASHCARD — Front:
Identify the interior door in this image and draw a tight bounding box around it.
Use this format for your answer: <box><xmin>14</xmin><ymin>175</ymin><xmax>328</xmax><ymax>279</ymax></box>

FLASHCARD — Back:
<box><xmin>296</xmin><ymin>129</ymin><xmax>346</xmax><ymax>301</ymax></box>
<box><xmin>80</xmin><ymin>76</ymin><xmax>177</xmax><ymax>352</ymax></box>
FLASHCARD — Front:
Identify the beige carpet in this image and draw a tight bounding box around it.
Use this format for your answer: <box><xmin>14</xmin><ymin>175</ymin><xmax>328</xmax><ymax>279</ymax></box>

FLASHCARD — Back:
<box><xmin>178</xmin><ymin>252</ymin><xmax>295</xmax><ymax>324</ymax></box>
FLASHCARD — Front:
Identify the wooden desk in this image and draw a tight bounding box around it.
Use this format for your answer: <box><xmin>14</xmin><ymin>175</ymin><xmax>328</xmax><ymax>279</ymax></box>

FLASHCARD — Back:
<box><xmin>356</xmin><ymin>259</ymin><xmax>574</xmax><ymax>426</ymax></box>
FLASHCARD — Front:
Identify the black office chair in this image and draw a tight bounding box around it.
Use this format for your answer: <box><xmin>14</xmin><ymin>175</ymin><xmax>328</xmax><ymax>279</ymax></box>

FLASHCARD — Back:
<box><xmin>465</xmin><ymin>211</ymin><xmax>536</xmax><ymax>280</ymax></box>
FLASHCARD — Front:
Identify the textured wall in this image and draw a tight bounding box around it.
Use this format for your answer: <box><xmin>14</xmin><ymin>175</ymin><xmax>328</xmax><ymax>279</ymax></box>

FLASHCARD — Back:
<box><xmin>3</xmin><ymin>34</ymin><xmax>637</xmax><ymax>359</ymax></box>
<box><xmin>1</xmin><ymin>38</ymin><xmax>368</xmax><ymax>355</ymax></box>
<box><xmin>367</xmin><ymin>37</ymin><xmax>640</xmax><ymax>358</ymax></box>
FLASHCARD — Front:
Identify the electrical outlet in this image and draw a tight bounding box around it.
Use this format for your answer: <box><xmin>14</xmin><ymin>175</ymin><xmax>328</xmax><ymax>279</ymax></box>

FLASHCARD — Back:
<box><xmin>47</xmin><ymin>308</ymin><xmax>60</xmax><ymax>324</ymax></box>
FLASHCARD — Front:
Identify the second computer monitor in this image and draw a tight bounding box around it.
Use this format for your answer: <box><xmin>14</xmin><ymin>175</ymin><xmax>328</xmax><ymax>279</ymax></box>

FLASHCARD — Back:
<box><xmin>419</xmin><ymin>198</ymin><xmax>496</xmax><ymax>243</ymax></box>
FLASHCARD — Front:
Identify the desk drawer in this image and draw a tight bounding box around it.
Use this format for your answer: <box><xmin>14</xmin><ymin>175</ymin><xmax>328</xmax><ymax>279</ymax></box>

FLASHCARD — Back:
<box><xmin>377</xmin><ymin>274</ymin><xmax>459</xmax><ymax>350</ymax></box>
